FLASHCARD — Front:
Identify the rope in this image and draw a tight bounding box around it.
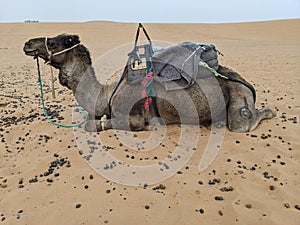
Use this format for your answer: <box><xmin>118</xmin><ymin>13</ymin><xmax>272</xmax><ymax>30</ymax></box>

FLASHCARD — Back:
<box><xmin>199</xmin><ymin>61</ymin><xmax>256</xmax><ymax>102</ymax></box>
<box><xmin>199</xmin><ymin>61</ymin><xmax>229</xmax><ymax>79</ymax></box>
<box><xmin>50</xmin><ymin>66</ymin><xmax>56</xmax><ymax>99</ymax></box>
<box><xmin>35</xmin><ymin>57</ymin><xmax>88</xmax><ymax>128</ymax></box>
<box><xmin>45</xmin><ymin>37</ymin><xmax>80</xmax><ymax>62</ymax></box>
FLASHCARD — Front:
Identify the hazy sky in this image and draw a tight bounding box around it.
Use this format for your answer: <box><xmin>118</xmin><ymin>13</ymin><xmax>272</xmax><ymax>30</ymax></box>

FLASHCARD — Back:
<box><xmin>0</xmin><ymin>0</ymin><xmax>299</xmax><ymax>23</ymax></box>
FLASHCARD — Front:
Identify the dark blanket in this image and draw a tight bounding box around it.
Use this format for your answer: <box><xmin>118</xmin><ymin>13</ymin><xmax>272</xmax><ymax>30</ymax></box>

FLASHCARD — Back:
<box><xmin>152</xmin><ymin>42</ymin><xmax>219</xmax><ymax>90</ymax></box>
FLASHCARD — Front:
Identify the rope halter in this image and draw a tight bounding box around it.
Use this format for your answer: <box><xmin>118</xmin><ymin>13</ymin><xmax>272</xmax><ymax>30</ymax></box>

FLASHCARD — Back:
<box><xmin>45</xmin><ymin>37</ymin><xmax>80</xmax><ymax>62</ymax></box>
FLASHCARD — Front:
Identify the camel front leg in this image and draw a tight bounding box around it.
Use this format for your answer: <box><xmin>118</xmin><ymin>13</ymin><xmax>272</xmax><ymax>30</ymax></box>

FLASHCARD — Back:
<box><xmin>84</xmin><ymin>114</ymin><xmax>145</xmax><ymax>132</ymax></box>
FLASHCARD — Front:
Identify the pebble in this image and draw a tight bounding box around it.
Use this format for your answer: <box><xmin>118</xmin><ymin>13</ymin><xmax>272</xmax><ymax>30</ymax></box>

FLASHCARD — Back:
<box><xmin>295</xmin><ymin>205</ymin><xmax>300</xmax><ymax>211</ymax></box>
<box><xmin>218</xmin><ymin>210</ymin><xmax>223</xmax><ymax>216</ymax></box>
<box><xmin>245</xmin><ymin>204</ymin><xmax>252</xmax><ymax>209</ymax></box>
<box><xmin>220</xmin><ymin>186</ymin><xmax>234</xmax><ymax>192</ymax></box>
<box><xmin>199</xmin><ymin>208</ymin><xmax>204</xmax><ymax>214</ymax></box>
<box><xmin>215</xmin><ymin>196</ymin><xmax>224</xmax><ymax>201</ymax></box>
<box><xmin>284</xmin><ymin>203</ymin><xmax>290</xmax><ymax>208</ymax></box>
<box><xmin>75</xmin><ymin>203</ymin><xmax>81</xmax><ymax>208</ymax></box>
<box><xmin>145</xmin><ymin>205</ymin><xmax>150</xmax><ymax>210</ymax></box>
<box><xmin>158</xmin><ymin>184</ymin><xmax>166</xmax><ymax>190</ymax></box>
<box><xmin>0</xmin><ymin>184</ymin><xmax>7</xmax><ymax>188</ymax></box>
<box><xmin>269</xmin><ymin>185</ymin><xmax>275</xmax><ymax>191</ymax></box>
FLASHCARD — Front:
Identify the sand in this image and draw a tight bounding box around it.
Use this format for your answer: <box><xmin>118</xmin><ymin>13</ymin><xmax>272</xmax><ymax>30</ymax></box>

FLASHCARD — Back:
<box><xmin>0</xmin><ymin>19</ymin><xmax>300</xmax><ymax>225</ymax></box>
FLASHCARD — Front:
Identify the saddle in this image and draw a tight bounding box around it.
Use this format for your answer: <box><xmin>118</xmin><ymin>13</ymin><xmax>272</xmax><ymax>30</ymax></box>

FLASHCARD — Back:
<box><xmin>127</xmin><ymin>25</ymin><xmax>220</xmax><ymax>90</ymax></box>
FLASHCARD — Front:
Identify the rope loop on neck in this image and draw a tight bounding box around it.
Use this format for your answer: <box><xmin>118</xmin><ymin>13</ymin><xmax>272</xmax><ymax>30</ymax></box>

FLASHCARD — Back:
<box><xmin>35</xmin><ymin>56</ymin><xmax>88</xmax><ymax>128</ymax></box>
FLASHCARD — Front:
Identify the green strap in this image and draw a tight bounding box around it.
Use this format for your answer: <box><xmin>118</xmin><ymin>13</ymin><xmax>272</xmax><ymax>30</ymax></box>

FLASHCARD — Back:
<box><xmin>36</xmin><ymin>57</ymin><xmax>88</xmax><ymax>128</ymax></box>
<box><xmin>199</xmin><ymin>61</ymin><xmax>228</xmax><ymax>79</ymax></box>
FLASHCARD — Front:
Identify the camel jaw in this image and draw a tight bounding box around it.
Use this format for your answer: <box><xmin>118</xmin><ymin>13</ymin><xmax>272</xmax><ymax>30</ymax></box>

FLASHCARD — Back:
<box><xmin>23</xmin><ymin>47</ymin><xmax>39</xmax><ymax>56</ymax></box>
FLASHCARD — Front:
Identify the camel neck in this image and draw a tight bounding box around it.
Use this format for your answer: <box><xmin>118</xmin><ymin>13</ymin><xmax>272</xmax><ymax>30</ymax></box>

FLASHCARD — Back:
<box><xmin>58</xmin><ymin>57</ymin><xmax>116</xmax><ymax>117</ymax></box>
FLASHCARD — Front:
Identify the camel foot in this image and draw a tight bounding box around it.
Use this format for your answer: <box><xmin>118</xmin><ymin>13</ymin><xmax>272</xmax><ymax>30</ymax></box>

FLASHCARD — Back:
<box><xmin>259</xmin><ymin>107</ymin><xmax>276</xmax><ymax>119</ymax></box>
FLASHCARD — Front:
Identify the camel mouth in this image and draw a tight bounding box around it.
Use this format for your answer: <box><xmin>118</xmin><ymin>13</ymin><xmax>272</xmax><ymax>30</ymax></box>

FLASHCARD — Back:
<box><xmin>23</xmin><ymin>44</ymin><xmax>40</xmax><ymax>56</ymax></box>
<box><xmin>24</xmin><ymin>49</ymin><xmax>39</xmax><ymax>56</ymax></box>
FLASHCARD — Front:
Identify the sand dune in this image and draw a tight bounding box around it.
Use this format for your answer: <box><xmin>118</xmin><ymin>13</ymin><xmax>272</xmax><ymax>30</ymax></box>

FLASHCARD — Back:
<box><xmin>0</xmin><ymin>19</ymin><xmax>300</xmax><ymax>225</ymax></box>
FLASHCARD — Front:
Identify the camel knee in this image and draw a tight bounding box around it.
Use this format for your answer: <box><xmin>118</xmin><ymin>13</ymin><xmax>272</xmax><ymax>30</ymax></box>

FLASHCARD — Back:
<box><xmin>84</xmin><ymin>119</ymin><xmax>101</xmax><ymax>132</ymax></box>
<box><xmin>129</xmin><ymin>115</ymin><xmax>145</xmax><ymax>131</ymax></box>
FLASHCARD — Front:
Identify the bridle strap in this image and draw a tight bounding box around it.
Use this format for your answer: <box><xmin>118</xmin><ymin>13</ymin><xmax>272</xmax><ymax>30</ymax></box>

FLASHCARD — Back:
<box><xmin>45</xmin><ymin>37</ymin><xmax>79</xmax><ymax>61</ymax></box>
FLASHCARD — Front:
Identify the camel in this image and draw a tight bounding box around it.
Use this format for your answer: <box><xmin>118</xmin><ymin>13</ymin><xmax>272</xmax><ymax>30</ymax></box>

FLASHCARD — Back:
<box><xmin>23</xmin><ymin>34</ymin><xmax>276</xmax><ymax>133</ymax></box>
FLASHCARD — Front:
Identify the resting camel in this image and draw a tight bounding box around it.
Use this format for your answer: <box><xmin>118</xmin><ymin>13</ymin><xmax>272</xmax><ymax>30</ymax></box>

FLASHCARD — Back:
<box><xmin>23</xmin><ymin>34</ymin><xmax>276</xmax><ymax>132</ymax></box>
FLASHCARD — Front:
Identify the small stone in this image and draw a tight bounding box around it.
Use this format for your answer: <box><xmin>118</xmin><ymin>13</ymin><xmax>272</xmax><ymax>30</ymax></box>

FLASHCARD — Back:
<box><xmin>220</xmin><ymin>186</ymin><xmax>234</xmax><ymax>192</ymax></box>
<box><xmin>0</xmin><ymin>184</ymin><xmax>7</xmax><ymax>188</ymax></box>
<box><xmin>18</xmin><ymin>210</ymin><xmax>23</xmax><ymax>214</ymax></box>
<box><xmin>284</xmin><ymin>203</ymin><xmax>290</xmax><ymax>208</ymax></box>
<box><xmin>47</xmin><ymin>178</ymin><xmax>53</xmax><ymax>183</ymax></box>
<box><xmin>106</xmin><ymin>189</ymin><xmax>111</xmax><ymax>194</ymax></box>
<box><xmin>145</xmin><ymin>205</ymin><xmax>150</xmax><ymax>209</ymax></box>
<box><xmin>53</xmin><ymin>153</ymin><xmax>59</xmax><ymax>157</ymax></box>
<box><xmin>218</xmin><ymin>210</ymin><xmax>223</xmax><ymax>216</ymax></box>
<box><xmin>295</xmin><ymin>205</ymin><xmax>300</xmax><ymax>210</ymax></box>
<box><xmin>84</xmin><ymin>185</ymin><xmax>89</xmax><ymax>189</ymax></box>
<box><xmin>245</xmin><ymin>204</ymin><xmax>252</xmax><ymax>209</ymax></box>
<box><xmin>269</xmin><ymin>185</ymin><xmax>275</xmax><ymax>191</ymax></box>
<box><xmin>89</xmin><ymin>175</ymin><xmax>94</xmax><ymax>180</ymax></box>
<box><xmin>75</xmin><ymin>203</ymin><xmax>81</xmax><ymax>208</ymax></box>
<box><xmin>215</xmin><ymin>196</ymin><xmax>224</xmax><ymax>201</ymax></box>
<box><xmin>159</xmin><ymin>184</ymin><xmax>166</xmax><ymax>190</ymax></box>
<box><xmin>199</xmin><ymin>208</ymin><xmax>204</xmax><ymax>214</ymax></box>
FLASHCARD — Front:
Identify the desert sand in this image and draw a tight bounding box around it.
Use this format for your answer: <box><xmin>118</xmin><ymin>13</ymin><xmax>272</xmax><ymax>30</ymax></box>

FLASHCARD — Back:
<box><xmin>0</xmin><ymin>19</ymin><xmax>299</xmax><ymax>225</ymax></box>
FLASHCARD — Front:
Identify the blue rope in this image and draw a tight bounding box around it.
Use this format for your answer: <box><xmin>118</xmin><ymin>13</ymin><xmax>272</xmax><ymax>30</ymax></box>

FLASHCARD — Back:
<box><xmin>35</xmin><ymin>57</ymin><xmax>88</xmax><ymax>128</ymax></box>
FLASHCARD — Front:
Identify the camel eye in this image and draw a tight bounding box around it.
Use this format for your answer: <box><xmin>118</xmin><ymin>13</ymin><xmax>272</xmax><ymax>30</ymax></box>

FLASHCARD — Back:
<box><xmin>240</xmin><ymin>108</ymin><xmax>252</xmax><ymax>119</ymax></box>
<box><xmin>48</xmin><ymin>41</ymin><xmax>56</xmax><ymax>49</ymax></box>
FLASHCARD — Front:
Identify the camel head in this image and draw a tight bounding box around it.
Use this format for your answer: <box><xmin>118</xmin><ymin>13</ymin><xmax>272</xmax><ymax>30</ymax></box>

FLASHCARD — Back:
<box><xmin>23</xmin><ymin>34</ymin><xmax>81</xmax><ymax>66</ymax></box>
